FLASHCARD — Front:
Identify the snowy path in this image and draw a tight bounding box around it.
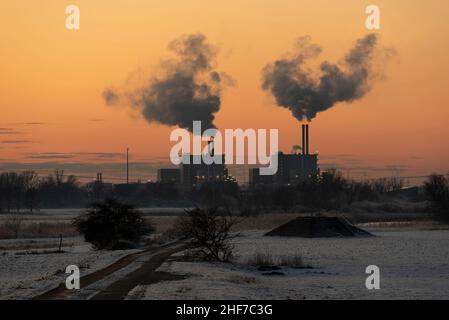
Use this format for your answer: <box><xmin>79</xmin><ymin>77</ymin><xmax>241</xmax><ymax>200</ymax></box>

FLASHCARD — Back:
<box><xmin>33</xmin><ymin>241</ymin><xmax>186</xmax><ymax>300</ymax></box>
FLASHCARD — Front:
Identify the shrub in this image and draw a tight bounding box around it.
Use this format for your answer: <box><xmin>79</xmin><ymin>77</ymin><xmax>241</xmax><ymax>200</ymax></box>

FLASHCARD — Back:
<box><xmin>74</xmin><ymin>198</ymin><xmax>154</xmax><ymax>250</ymax></box>
<box><xmin>175</xmin><ymin>207</ymin><xmax>240</xmax><ymax>262</ymax></box>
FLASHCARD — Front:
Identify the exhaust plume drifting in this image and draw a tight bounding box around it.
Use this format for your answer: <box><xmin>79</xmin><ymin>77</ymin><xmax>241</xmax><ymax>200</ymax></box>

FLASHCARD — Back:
<box><xmin>262</xmin><ymin>34</ymin><xmax>394</xmax><ymax>121</ymax></box>
<box><xmin>103</xmin><ymin>33</ymin><xmax>232</xmax><ymax>133</ymax></box>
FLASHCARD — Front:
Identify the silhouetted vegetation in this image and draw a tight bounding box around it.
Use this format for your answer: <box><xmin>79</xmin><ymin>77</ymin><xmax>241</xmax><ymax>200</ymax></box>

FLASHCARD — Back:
<box><xmin>175</xmin><ymin>207</ymin><xmax>240</xmax><ymax>262</ymax></box>
<box><xmin>38</xmin><ymin>170</ymin><xmax>86</xmax><ymax>208</ymax></box>
<box><xmin>0</xmin><ymin>168</ymin><xmax>410</xmax><ymax>216</ymax></box>
<box><xmin>0</xmin><ymin>171</ymin><xmax>187</xmax><ymax>212</ymax></box>
<box><xmin>243</xmin><ymin>169</ymin><xmax>405</xmax><ymax>213</ymax></box>
<box><xmin>424</xmin><ymin>173</ymin><xmax>449</xmax><ymax>223</ymax></box>
<box><xmin>73</xmin><ymin>198</ymin><xmax>154</xmax><ymax>250</ymax></box>
<box><xmin>0</xmin><ymin>171</ymin><xmax>40</xmax><ymax>212</ymax></box>
<box><xmin>190</xmin><ymin>180</ymin><xmax>240</xmax><ymax>209</ymax></box>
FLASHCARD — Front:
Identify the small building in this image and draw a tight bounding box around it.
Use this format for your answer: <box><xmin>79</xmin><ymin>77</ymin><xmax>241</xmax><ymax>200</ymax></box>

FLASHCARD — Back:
<box><xmin>157</xmin><ymin>168</ymin><xmax>181</xmax><ymax>184</ymax></box>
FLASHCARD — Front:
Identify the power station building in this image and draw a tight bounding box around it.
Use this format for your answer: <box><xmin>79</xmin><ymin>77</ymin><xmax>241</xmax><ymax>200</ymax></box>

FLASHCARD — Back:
<box><xmin>157</xmin><ymin>125</ymin><xmax>319</xmax><ymax>187</ymax></box>
<box><xmin>157</xmin><ymin>141</ymin><xmax>230</xmax><ymax>187</ymax></box>
<box><xmin>249</xmin><ymin>124</ymin><xmax>319</xmax><ymax>186</ymax></box>
<box><xmin>179</xmin><ymin>154</ymin><xmax>229</xmax><ymax>187</ymax></box>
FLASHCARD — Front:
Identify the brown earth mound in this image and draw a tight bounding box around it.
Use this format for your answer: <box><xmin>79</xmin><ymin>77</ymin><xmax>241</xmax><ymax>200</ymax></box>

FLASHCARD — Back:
<box><xmin>265</xmin><ymin>216</ymin><xmax>373</xmax><ymax>238</ymax></box>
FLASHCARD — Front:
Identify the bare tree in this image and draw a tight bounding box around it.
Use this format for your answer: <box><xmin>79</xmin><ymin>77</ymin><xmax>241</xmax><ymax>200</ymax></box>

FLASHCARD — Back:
<box><xmin>425</xmin><ymin>173</ymin><xmax>449</xmax><ymax>223</ymax></box>
<box><xmin>22</xmin><ymin>171</ymin><xmax>39</xmax><ymax>212</ymax></box>
<box><xmin>0</xmin><ymin>172</ymin><xmax>22</xmax><ymax>213</ymax></box>
<box><xmin>175</xmin><ymin>207</ymin><xmax>241</xmax><ymax>262</ymax></box>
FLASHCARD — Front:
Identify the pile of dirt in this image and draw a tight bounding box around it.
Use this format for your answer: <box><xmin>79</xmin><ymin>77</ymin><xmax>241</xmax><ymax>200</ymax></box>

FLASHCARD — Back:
<box><xmin>265</xmin><ymin>216</ymin><xmax>373</xmax><ymax>238</ymax></box>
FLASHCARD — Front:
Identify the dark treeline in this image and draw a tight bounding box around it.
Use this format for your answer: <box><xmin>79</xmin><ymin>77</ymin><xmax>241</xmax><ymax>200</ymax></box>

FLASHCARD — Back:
<box><xmin>240</xmin><ymin>169</ymin><xmax>406</xmax><ymax>214</ymax></box>
<box><xmin>0</xmin><ymin>168</ymin><xmax>415</xmax><ymax>213</ymax></box>
<box><xmin>0</xmin><ymin>170</ymin><xmax>188</xmax><ymax>212</ymax></box>
<box><xmin>424</xmin><ymin>173</ymin><xmax>449</xmax><ymax>222</ymax></box>
<box><xmin>0</xmin><ymin>170</ymin><xmax>84</xmax><ymax>212</ymax></box>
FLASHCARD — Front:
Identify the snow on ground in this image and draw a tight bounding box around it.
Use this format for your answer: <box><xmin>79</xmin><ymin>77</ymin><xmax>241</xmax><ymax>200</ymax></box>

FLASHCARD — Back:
<box><xmin>128</xmin><ymin>229</ymin><xmax>449</xmax><ymax>300</ymax></box>
<box><xmin>0</xmin><ymin>237</ymin><xmax>139</xmax><ymax>299</ymax></box>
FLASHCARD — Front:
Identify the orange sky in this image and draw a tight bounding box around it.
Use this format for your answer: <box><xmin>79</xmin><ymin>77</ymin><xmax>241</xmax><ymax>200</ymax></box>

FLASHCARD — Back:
<box><xmin>1</xmin><ymin>0</ymin><xmax>449</xmax><ymax>183</ymax></box>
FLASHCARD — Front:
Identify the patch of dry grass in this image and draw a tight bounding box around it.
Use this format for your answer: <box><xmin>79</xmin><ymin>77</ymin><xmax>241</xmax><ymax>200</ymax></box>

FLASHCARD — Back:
<box><xmin>278</xmin><ymin>254</ymin><xmax>305</xmax><ymax>268</ymax></box>
<box><xmin>247</xmin><ymin>251</ymin><xmax>308</xmax><ymax>269</ymax></box>
<box><xmin>247</xmin><ymin>252</ymin><xmax>276</xmax><ymax>268</ymax></box>
<box><xmin>0</xmin><ymin>222</ymin><xmax>77</xmax><ymax>239</ymax></box>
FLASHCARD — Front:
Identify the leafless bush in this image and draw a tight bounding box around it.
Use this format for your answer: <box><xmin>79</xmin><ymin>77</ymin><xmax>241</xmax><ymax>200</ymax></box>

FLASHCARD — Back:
<box><xmin>175</xmin><ymin>207</ymin><xmax>241</xmax><ymax>262</ymax></box>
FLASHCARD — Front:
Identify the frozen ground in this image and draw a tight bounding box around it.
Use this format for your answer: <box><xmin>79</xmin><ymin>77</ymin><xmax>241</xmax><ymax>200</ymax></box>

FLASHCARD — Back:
<box><xmin>0</xmin><ymin>237</ymin><xmax>139</xmax><ymax>299</ymax></box>
<box><xmin>128</xmin><ymin>228</ymin><xmax>449</xmax><ymax>300</ymax></box>
<box><xmin>2</xmin><ymin>225</ymin><xmax>448</xmax><ymax>300</ymax></box>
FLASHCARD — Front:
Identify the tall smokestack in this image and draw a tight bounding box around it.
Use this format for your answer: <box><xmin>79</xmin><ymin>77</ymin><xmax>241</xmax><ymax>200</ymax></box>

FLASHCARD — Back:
<box><xmin>306</xmin><ymin>124</ymin><xmax>309</xmax><ymax>155</ymax></box>
<box><xmin>302</xmin><ymin>124</ymin><xmax>306</xmax><ymax>155</ymax></box>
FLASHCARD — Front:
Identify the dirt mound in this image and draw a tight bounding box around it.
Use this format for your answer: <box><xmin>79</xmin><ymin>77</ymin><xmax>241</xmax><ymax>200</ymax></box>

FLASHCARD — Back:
<box><xmin>265</xmin><ymin>216</ymin><xmax>373</xmax><ymax>238</ymax></box>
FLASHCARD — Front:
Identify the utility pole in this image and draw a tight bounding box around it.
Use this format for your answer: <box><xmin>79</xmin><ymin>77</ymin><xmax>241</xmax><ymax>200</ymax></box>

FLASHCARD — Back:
<box><xmin>126</xmin><ymin>148</ymin><xmax>129</xmax><ymax>184</ymax></box>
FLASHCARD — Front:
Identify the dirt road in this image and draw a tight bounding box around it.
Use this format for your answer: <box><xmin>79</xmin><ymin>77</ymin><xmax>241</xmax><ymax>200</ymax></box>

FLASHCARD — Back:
<box><xmin>33</xmin><ymin>241</ymin><xmax>187</xmax><ymax>300</ymax></box>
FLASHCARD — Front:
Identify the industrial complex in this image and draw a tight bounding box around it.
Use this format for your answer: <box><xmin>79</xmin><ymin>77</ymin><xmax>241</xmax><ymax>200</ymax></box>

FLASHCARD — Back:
<box><xmin>157</xmin><ymin>124</ymin><xmax>319</xmax><ymax>187</ymax></box>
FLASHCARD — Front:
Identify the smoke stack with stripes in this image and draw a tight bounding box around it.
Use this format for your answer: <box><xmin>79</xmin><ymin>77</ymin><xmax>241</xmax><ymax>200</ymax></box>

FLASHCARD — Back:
<box><xmin>301</xmin><ymin>124</ymin><xmax>310</xmax><ymax>155</ymax></box>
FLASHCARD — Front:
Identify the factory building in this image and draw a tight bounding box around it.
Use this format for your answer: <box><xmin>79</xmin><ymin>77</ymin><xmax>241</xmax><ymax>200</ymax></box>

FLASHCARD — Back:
<box><xmin>249</xmin><ymin>124</ymin><xmax>319</xmax><ymax>186</ymax></box>
<box><xmin>179</xmin><ymin>153</ymin><xmax>228</xmax><ymax>187</ymax></box>
<box><xmin>156</xmin><ymin>139</ymin><xmax>231</xmax><ymax>188</ymax></box>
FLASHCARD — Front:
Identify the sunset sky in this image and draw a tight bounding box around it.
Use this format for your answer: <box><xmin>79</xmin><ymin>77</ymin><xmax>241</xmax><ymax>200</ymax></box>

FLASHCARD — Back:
<box><xmin>1</xmin><ymin>0</ymin><xmax>448</xmax><ymax>183</ymax></box>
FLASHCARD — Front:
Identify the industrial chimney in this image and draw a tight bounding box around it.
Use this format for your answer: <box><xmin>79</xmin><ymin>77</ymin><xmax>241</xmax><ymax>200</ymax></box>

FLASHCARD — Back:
<box><xmin>301</xmin><ymin>124</ymin><xmax>310</xmax><ymax>155</ymax></box>
<box><xmin>306</xmin><ymin>124</ymin><xmax>309</xmax><ymax>155</ymax></box>
<box><xmin>302</xmin><ymin>124</ymin><xmax>306</xmax><ymax>155</ymax></box>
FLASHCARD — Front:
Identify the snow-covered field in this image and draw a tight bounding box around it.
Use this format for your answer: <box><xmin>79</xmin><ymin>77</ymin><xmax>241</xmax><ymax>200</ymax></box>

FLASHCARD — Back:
<box><xmin>0</xmin><ymin>237</ymin><xmax>138</xmax><ymax>299</ymax></box>
<box><xmin>2</xmin><ymin>225</ymin><xmax>449</xmax><ymax>300</ymax></box>
<box><xmin>128</xmin><ymin>228</ymin><xmax>449</xmax><ymax>300</ymax></box>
